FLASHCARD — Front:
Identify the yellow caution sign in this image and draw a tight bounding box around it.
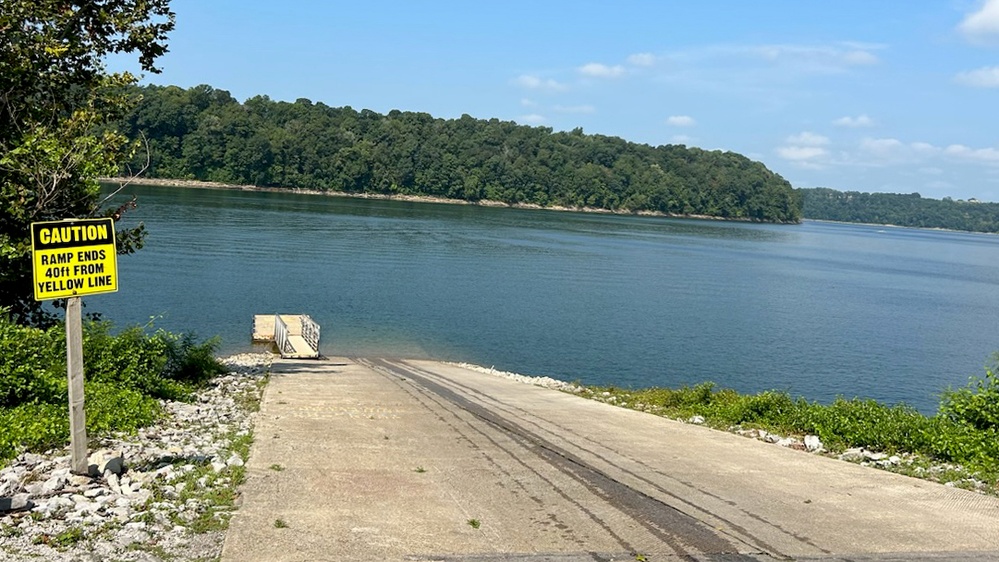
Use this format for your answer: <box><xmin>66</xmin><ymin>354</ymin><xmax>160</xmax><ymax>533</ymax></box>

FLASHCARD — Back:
<box><xmin>31</xmin><ymin>218</ymin><xmax>118</xmax><ymax>300</ymax></box>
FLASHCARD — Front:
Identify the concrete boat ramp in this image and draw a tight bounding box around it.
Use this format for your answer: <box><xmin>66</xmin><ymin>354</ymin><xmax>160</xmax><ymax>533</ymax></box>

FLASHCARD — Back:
<box><xmin>221</xmin><ymin>358</ymin><xmax>999</xmax><ymax>562</ymax></box>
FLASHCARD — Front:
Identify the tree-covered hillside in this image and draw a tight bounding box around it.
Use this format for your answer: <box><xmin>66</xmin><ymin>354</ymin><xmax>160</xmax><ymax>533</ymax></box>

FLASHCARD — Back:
<box><xmin>117</xmin><ymin>84</ymin><xmax>801</xmax><ymax>223</ymax></box>
<box><xmin>800</xmin><ymin>188</ymin><xmax>999</xmax><ymax>233</ymax></box>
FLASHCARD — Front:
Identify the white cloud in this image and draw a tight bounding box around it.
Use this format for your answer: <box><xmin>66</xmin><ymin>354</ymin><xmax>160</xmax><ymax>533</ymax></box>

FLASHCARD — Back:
<box><xmin>520</xmin><ymin>98</ymin><xmax>537</xmax><ymax>107</ymax></box>
<box><xmin>955</xmin><ymin>66</ymin><xmax>999</xmax><ymax>87</ymax></box>
<box><xmin>776</xmin><ymin>131</ymin><xmax>831</xmax><ymax>166</ymax></box>
<box><xmin>918</xmin><ymin>167</ymin><xmax>944</xmax><ymax>175</ymax></box>
<box><xmin>670</xmin><ymin>134</ymin><xmax>694</xmax><ymax>144</ymax></box>
<box><xmin>860</xmin><ymin>137</ymin><xmax>903</xmax><ymax>153</ymax></box>
<box><xmin>776</xmin><ymin>146</ymin><xmax>828</xmax><ymax>161</ymax></box>
<box><xmin>944</xmin><ymin>144</ymin><xmax>999</xmax><ymax>163</ymax></box>
<box><xmin>786</xmin><ymin>131</ymin><xmax>829</xmax><ymax>146</ymax></box>
<box><xmin>578</xmin><ymin>63</ymin><xmax>626</xmax><ymax>78</ymax></box>
<box><xmin>553</xmin><ymin>104</ymin><xmax>595</xmax><ymax>114</ymax></box>
<box><xmin>746</xmin><ymin>44</ymin><xmax>880</xmax><ymax>71</ymax></box>
<box><xmin>842</xmin><ymin>50</ymin><xmax>879</xmax><ymax>66</ymax></box>
<box><xmin>911</xmin><ymin>142</ymin><xmax>939</xmax><ymax>154</ymax></box>
<box><xmin>627</xmin><ymin>53</ymin><xmax>657</xmax><ymax>67</ymax></box>
<box><xmin>959</xmin><ymin>0</ymin><xmax>999</xmax><ymax>42</ymax></box>
<box><xmin>666</xmin><ymin>115</ymin><xmax>696</xmax><ymax>127</ymax></box>
<box><xmin>833</xmin><ymin>114</ymin><xmax>874</xmax><ymax>128</ymax></box>
<box><xmin>517</xmin><ymin>114</ymin><xmax>547</xmax><ymax>124</ymax></box>
<box><xmin>513</xmin><ymin>75</ymin><xmax>568</xmax><ymax>93</ymax></box>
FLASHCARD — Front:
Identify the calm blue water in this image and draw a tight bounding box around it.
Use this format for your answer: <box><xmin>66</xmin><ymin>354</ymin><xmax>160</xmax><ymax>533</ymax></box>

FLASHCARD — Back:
<box><xmin>88</xmin><ymin>185</ymin><xmax>999</xmax><ymax>413</ymax></box>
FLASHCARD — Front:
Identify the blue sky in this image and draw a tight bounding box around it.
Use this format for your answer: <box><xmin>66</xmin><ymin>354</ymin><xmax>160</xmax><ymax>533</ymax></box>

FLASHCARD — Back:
<box><xmin>116</xmin><ymin>1</ymin><xmax>999</xmax><ymax>202</ymax></box>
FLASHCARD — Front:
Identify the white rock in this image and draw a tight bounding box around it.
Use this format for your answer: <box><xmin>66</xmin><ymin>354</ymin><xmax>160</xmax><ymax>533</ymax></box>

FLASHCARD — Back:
<box><xmin>88</xmin><ymin>449</ymin><xmax>125</xmax><ymax>477</ymax></box>
<box><xmin>108</xmin><ymin>506</ymin><xmax>131</xmax><ymax>520</ymax></box>
<box><xmin>776</xmin><ymin>437</ymin><xmax>798</xmax><ymax>448</ymax></box>
<box><xmin>838</xmin><ymin>448</ymin><xmax>865</xmax><ymax>462</ymax></box>
<box><xmin>688</xmin><ymin>415</ymin><xmax>706</xmax><ymax>425</ymax></box>
<box><xmin>39</xmin><ymin>474</ymin><xmax>66</xmax><ymax>495</ymax></box>
<box><xmin>0</xmin><ymin>493</ymin><xmax>32</xmax><ymax>512</ymax></box>
<box><xmin>131</xmin><ymin>489</ymin><xmax>152</xmax><ymax>505</ymax></box>
<box><xmin>803</xmin><ymin>435</ymin><xmax>823</xmax><ymax>452</ymax></box>
<box><xmin>74</xmin><ymin>500</ymin><xmax>99</xmax><ymax>514</ymax></box>
<box><xmin>106</xmin><ymin>472</ymin><xmax>122</xmax><ymax>495</ymax></box>
<box><xmin>48</xmin><ymin>496</ymin><xmax>75</xmax><ymax>511</ymax></box>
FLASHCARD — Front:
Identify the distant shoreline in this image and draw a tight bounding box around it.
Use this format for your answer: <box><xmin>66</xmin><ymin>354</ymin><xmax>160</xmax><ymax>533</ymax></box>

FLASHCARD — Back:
<box><xmin>803</xmin><ymin>218</ymin><xmax>999</xmax><ymax>236</ymax></box>
<box><xmin>99</xmin><ymin>176</ymin><xmax>779</xmax><ymax>224</ymax></box>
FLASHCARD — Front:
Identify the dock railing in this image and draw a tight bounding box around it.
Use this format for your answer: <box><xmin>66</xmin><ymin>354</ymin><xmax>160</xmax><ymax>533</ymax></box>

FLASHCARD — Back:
<box><xmin>274</xmin><ymin>313</ymin><xmax>294</xmax><ymax>356</ymax></box>
<box><xmin>302</xmin><ymin>314</ymin><xmax>320</xmax><ymax>354</ymax></box>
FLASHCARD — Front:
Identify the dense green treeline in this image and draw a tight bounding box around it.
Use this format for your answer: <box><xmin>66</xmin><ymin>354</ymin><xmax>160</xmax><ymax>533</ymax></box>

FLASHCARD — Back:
<box><xmin>117</xmin><ymin>84</ymin><xmax>801</xmax><ymax>222</ymax></box>
<box><xmin>801</xmin><ymin>187</ymin><xmax>999</xmax><ymax>233</ymax></box>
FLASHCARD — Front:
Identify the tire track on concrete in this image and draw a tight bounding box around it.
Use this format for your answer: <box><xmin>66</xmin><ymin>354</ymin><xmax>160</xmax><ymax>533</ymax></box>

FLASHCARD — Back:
<box><xmin>365</xmin><ymin>358</ymin><xmax>774</xmax><ymax>561</ymax></box>
<box><xmin>396</xmin><ymin>360</ymin><xmax>825</xmax><ymax>557</ymax></box>
<box><xmin>357</xmin><ymin>358</ymin><xmax>639</xmax><ymax>558</ymax></box>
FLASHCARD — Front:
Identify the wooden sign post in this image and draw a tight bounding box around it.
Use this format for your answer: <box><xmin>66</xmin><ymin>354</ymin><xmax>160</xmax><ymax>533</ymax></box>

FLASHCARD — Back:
<box><xmin>31</xmin><ymin>218</ymin><xmax>119</xmax><ymax>475</ymax></box>
<box><xmin>64</xmin><ymin>297</ymin><xmax>87</xmax><ymax>474</ymax></box>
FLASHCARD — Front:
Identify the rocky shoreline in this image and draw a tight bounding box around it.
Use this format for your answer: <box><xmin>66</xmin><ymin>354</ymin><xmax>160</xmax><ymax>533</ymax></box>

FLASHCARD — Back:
<box><xmin>0</xmin><ymin>353</ymin><xmax>271</xmax><ymax>561</ymax></box>
<box><xmin>101</xmin><ymin>176</ymin><xmax>762</xmax><ymax>222</ymax></box>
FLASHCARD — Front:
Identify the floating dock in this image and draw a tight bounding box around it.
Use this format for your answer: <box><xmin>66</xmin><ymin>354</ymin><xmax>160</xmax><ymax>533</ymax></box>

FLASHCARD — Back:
<box><xmin>253</xmin><ymin>314</ymin><xmax>321</xmax><ymax>359</ymax></box>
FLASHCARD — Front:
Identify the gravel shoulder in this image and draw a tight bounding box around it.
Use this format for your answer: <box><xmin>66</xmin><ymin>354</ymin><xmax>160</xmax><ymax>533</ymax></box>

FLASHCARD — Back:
<box><xmin>0</xmin><ymin>353</ymin><xmax>271</xmax><ymax>562</ymax></box>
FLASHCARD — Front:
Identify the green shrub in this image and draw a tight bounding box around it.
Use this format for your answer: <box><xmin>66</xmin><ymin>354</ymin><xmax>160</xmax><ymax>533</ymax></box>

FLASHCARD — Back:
<box><xmin>0</xmin><ymin>403</ymin><xmax>69</xmax><ymax>461</ymax></box>
<box><xmin>939</xmin><ymin>354</ymin><xmax>999</xmax><ymax>432</ymax></box>
<box><xmin>0</xmin><ymin>314</ymin><xmax>65</xmax><ymax>407</ymax></box>
<box><xmin>0</xmin><ymin>311</ymin><xmax>228</xmax><ymax>465</ymax></box>
<box><xmin>802</xmin><ymin>398</ymin><xmax>929</xmax><ymax>453</ymax></box>
<box><xmin>84</xmin><ymin>381</ymin><xmax>162</xmax><ymax>434</ymax></box>
<box><xmin>83</xmin><ymin>322</ymin><xmax>178</xmax><ymax>399</ymax></box>
<box><xmin>713</xmin><ymin>390</ymin><xmax>803</xmax><ymax>431</ymax></box>
<box><xmin>161</xmin><ymin>332</ymin><xmax>227</xmax><ymax>386</ymax></box>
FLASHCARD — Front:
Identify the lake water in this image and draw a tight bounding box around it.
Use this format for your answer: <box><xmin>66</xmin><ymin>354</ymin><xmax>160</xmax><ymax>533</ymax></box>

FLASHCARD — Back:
<box><xmin>88</xmin><ymin>185</ymin><xmax>999</xmax><ymax>413</ymax></box>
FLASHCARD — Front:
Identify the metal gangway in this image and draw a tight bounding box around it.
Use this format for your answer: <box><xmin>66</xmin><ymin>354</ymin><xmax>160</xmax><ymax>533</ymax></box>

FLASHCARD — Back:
<box><xmin>252</xmin><ymin>314</ymin><xmax>321</xmax><ymax>359</ymax></box>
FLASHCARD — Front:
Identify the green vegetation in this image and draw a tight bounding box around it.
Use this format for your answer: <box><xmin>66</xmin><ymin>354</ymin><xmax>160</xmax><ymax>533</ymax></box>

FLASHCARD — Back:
<box><xmin>153</xmin><ymin>434</ymin><xmax>248</xmax><ymax>533</ymax></box>
<box><xmin>467</xmin><ymin>519</ymin><xmax>481</xmax><ymax>529</ymax></box>
<box><xmin>587</xmin><ymin>354</ymin><xmax>999</xmax><ymax>491</ymax></box>
<box><xmin>800</xmin><ymin>187</ymin><xmax>999</xmax><ymax>233</ymax></box>
<box><xmin>0</xmin><ymin>310</ymin><xmax>225</xmax><ymax>466</ymax></box>
<box><xmin>32</xmin><ymin>526</ymin><xmax>86</xmax><ymax>548</ymax></box>
<box><xmin>116</xmin><ymin>84</ymin><xmax>802</xmax><ymax>223</ymax></box>
<box><xmin>273</xmin><ymin>518</ymin><xmax>288</xmax><ymax>529</ymax></box>
<box><xmin>1</xmin><ymin>1</ymin><xmax>174</xmax><ymax>327</ymax></box>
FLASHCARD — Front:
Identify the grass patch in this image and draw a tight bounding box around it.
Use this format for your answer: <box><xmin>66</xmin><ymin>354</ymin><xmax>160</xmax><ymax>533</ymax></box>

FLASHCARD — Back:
<box><xmin>236</xmin><ymin>374</ymin><xmax>269</xmax><ymax>413</ymax></box>
<box><xmin>467</xmin><ymin>518</ymin><xmax>481</xmax><ymax>529</ymax></box>
<box><xmin>126</xmin><ymin>542</ymin><xmax>174</xmax><ymax>560</ymax></box>
<box><xmin>32</xmin><ymin>526</ymin><xmax>86</xmax><ymax>549</ymax></box>
<box><xmin>274</xmin><ymin>518</ymin><xmax>288</xmax><ymax>529</ymax></box>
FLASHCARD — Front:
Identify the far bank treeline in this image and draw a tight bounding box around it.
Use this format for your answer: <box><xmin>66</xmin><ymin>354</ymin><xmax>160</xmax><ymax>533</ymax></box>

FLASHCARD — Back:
<box><xmin>800</xmin><ymin>188</ymin><xmax>999</xmax><ymax>233</ymax></box>
<box><xmin>116</xmin><ymin>85</ymin><xmax>801</xmax><ymax>223</ymax></box>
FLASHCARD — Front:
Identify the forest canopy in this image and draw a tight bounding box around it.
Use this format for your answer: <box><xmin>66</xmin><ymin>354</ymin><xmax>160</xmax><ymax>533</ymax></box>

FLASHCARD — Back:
<box><xmin>115</xmin><ymin>84</ymin><xmax>802</xmax><ymax>223</ymax></box>
<box><xmin>800</xmin><ymin>188</ymin><xmax>999</xmax><ymax>233</ymax></box>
